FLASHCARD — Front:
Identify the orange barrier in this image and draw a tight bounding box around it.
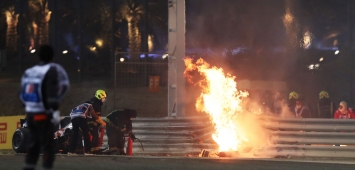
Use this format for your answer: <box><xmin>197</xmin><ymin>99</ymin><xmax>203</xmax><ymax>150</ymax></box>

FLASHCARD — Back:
<box><xmin>0</xmin><ymin>115</ymin><xmax>25</xmax><ymax>149</ymax></box>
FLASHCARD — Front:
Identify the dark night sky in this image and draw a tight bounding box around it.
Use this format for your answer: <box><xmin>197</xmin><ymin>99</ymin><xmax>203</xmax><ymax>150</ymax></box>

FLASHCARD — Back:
<box><xmin>0</xmin><ymin>0</ymin><xmax>354</xmax><ymax>106</ymax></box>
<box><xmin>186</xmin><ymin>0</ymin><xmax>351</xmax><ymax>50</ymax></box>
<box><xmin>0</xmin><ymin>0</ymin><xmax>352</xmax><ymax>51</ymax></box>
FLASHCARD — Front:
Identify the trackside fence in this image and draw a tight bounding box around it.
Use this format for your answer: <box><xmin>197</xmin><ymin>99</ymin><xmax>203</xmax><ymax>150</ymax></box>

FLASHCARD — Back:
<box><xmin>113</xmin><ymin>52</ymin><xmax>168</xmax><ymax>110</ymax></box>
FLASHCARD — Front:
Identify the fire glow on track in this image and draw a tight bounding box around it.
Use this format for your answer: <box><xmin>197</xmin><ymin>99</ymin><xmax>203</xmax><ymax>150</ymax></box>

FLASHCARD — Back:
<box><xmin>184</xmin><ymin>57</ymin><xmax>249</xmax><ymax>152</ymax></box>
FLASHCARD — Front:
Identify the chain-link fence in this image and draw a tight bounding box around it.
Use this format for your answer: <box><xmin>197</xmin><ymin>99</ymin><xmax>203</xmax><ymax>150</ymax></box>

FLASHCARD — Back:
<box><xmin>114</xmin><ymin>52</ymin><xmax>168</xmax><ymax>87</ymax></box>
<box><xmin>112</xmin><ymin>52</ymin><xmax>168</xmax><ymax>116</ymax></box>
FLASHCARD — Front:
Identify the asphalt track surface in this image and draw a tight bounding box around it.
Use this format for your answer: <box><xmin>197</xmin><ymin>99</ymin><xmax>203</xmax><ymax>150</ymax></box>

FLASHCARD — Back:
<box><xmin>1</xmin><ymin>155</ymin><xmax>355</xmax><ymax>170</ymax></box>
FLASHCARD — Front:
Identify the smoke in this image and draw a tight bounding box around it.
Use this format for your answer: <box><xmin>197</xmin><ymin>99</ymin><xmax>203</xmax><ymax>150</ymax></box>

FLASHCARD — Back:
<box><xmin>187</xmin><ymin>0</ymin><xmax>286</xmax><ymax>49</ymax></box>
<box><xmin>182</xmin><ymin>1</ymin><xmax>311</xmax><ymax>157</ymax></box>
<box><xmin>227</xmin><ymin>93</ymin><xmax>295</xmax><ymax>158</ymax></box>
<box><xmin>185</xmin><ymin>0</ymin><xmax>302</xmax><ymax>86</ymax></box>
<box><xmin>234</xmin><ymin>113</ymin><xmax>273</xmax><ymax>158</ymax></box>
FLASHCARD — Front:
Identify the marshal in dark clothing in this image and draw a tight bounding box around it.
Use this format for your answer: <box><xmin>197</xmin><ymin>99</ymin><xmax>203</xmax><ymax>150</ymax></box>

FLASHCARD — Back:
<box><xmin>19</xmin><ymin>45</ymin><xmax>69</xmax><ymax>170</ymax></box>
<box><xmin>317</xmin><ymin>91</ymin><xmax>334</xmax><ymax>118</ymax></box>
<box><xmin>103</xmin><ymin>109</ymin><xmax>137</xmax><ymax>155</ymax></box>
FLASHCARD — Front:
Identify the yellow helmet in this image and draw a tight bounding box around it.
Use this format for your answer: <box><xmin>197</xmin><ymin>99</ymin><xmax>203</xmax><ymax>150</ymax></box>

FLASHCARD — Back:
<box><xmin>319</xmin><ymin>91</ymin><xmax>329</xmax><ymax>99</ymax></box>
<box><xmin>289</xmin><ymin>91</ymin><xmax>298</xmax><ymax>99</ymax></box>
<box><xmin>95</xmin><ymin>89</ymin><xmax>107</xmax><ymax>100</ymax></box>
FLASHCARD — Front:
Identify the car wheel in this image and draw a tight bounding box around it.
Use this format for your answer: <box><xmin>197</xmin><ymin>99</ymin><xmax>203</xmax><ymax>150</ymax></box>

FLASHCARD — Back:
<box><xmin>12</xmin><ymin>128</ymin><xmax>30</xmax><ymax>153</ymax></box>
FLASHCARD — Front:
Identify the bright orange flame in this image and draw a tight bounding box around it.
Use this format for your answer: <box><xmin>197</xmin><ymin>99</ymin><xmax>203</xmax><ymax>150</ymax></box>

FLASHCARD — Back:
<box><xmin>184</xmin><ymin>57</ymin><xmax>249</xmax><ymax>152</ymax></box>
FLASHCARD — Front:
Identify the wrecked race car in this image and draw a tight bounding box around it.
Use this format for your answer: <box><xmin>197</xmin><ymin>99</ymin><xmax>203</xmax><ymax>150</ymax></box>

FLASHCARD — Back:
<box><xmin>12</xmin><ymin>116</ymin><xmax>106</xmax><ymax>154</ymax></box>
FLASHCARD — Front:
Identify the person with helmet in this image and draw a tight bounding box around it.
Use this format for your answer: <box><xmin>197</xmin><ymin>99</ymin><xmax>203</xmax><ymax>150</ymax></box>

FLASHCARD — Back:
<box><xmin>87</xmin><ymin>89</ymin><xmax>107</xmax><ymax>153</ymax></box>
<box><xmin>317</xmin><ymin>91</ymin><xmax>334</xmax><ymax>118</ymax></box>
<box><xmin>295</xmin><ymin>96</ymin><xmax>311</xmax><ymax>118</ymax></box>
<box><xmin>289</xmin><ymin>91</ymin><xmax>299</xmax><ymax>99</ymax></box>
<box><xmin>68</xmin><ymin>101</ymin><xmax>106</xmax><ymax>155</ymax></box>
<box><xmin>20</xmin><ymin>45</ymin><xmax>69</xmax><ymax>170</ymax></box>
<box><xmin>334</xmin><ymin>101</ymin><xmax>355</xmax><ymax>119</ymax></box>
<box><xmin>103</xmin><ymin>109</ymin><xmax>137</xmax><ymax>155</ymax></box>
<box><xmin>288</xmin><ymin>91</ymin><xmax>298</xmax><ymax>114</ymax></box>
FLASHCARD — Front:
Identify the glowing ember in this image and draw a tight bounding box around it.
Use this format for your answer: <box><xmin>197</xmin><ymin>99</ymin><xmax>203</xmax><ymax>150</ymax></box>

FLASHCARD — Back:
<box><xmin>184</xmin><ymin>57</ymin><xmax>249</xmax><ymax>152</ymax></box>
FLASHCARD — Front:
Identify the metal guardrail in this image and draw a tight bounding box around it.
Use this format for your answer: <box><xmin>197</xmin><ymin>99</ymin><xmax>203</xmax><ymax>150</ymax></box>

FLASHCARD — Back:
<box><xmin>100</xmin><ymin>116</ymin><xmax>355</xmax><ymax>158</ymax></box>
<box><xmin>270</xmin><ymin>131</ymin><xmax>355</xmax><ymax>145</ymax></box>
<box><xmin>9</xmin><ymin>115</ymin><xmax>355</xmax><ymax>158</ymax></box>
<box><xmin>254</xmin><ymin>145</ymin><xmax>355</xmax><ymax>158</ymax></box>
<box><xmin>257</xmin><ymin>116</ymin><xmax>355</xmax><ymax>158</ymax></box>
<box><xmin>100</xmin><ymin>116</ymin><xmax>217</xmax><ymax>156</ymax></box>
<box><xmin>261</xmin><ymin>117</ymin><xmax>355</xmax><ymax>132</ymax></box>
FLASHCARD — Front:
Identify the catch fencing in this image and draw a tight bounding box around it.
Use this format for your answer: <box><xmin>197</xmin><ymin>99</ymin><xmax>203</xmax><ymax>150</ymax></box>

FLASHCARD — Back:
<box><xmin>114</xmin><ymin>52</ymin><xmax>168</xmax><ymax>88</ymax></box>
<box><xmin>113</xmin><ymin>52</ymin><xmax>168</xmax><ymax>112</ymax></box>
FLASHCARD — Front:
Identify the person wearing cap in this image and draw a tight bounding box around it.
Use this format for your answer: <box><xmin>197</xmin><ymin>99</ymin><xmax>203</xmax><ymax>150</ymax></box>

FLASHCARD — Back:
<box><xmin>20</xmin><ymin>45</ymin><xmax>69</xmax><ymax>170</ymax></box>
<box><xmin>317</xmin><ymin>91</ymin><xmax>333</xmax><ymax>118</ymax></box>
<box><xmin>334</xmin><ymin>101</ymin><xmax>355</xmax><ymax>119</ymax></box>
<box><xmin>103</xmin><ymin>109</ymin><xmax>137</xmax><ymax>155</ymax></box>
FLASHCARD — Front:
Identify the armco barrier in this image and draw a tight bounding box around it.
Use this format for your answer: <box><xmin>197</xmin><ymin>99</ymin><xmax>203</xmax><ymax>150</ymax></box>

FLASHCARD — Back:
<box><xmin>129</xmin><ymin>116</ymin><xmax>355</xmax><ymax>157</ymax></box>
<box><xmin>5</xmin><ymin>115</ymin><xmax>355</xmax><ymax>158</ymax></box>
<box><xmin>0</xmin><ymin>115</ymin><xmax>216</xmax><ymax>156</ymax></box>
<box><xmin>258</xmin><ymin>116</ymin><xmax>355</xmax><ymax>158</ymax></box>
<box><xmin>0</xmin><ymin>115</ymin><xmax>25</xmax><ymax>150</ymax></box>
<box><xmin>261</xmin><ymin>117</ymin><xmax>355</xmax><ymax>132</ymax></box>
<box><xmin>122</xmin><ymin>116</ymin><xmax>217</xmax><ymax>156</ymax></box>
<box><xmin>255</xmin><ymin>145</ymin><xmax>355</xmax><ymax>158</ymax></box>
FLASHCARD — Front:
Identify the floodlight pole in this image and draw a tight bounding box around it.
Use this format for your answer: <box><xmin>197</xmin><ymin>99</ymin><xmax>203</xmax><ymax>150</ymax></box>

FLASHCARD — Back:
<box><xmin>168</xmin><ymin>0</ymin><xmax>185</xmax><ymax>117</ymax></box>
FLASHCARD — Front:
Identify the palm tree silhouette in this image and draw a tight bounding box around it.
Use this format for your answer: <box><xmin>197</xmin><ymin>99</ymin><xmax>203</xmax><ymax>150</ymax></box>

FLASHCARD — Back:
<box><xmin>119</xmin><ymin>0</ymin><xmax>144</xmax><ymax>57</ymax></box>
<box><xmin>4</xmin><ymin>6</ymin><xmax>19</xmax><ymax>53</ymax></box>
<box><xmin>29</xmin><ymin>0</ymin><xmax>51</xmax><ymax>46</ymax></box>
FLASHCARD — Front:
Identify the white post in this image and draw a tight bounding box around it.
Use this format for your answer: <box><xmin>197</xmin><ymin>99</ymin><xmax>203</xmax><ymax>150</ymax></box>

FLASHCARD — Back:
<box><xmin>168</xmin><ymin>0</ymin><xmax>185</xmax><ymax>117</ymax></box>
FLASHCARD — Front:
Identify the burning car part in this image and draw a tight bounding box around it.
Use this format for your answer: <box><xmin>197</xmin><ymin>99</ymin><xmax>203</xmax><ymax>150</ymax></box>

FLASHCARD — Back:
<box><xmin>199</xmin><ymin>149</ymin><xmax>239</xmax><ymax>158</ymax></box>
<box><xmin>13</xmin><ymin>117</ymin><xmax>107</xmax><ymax>154</ymax></box>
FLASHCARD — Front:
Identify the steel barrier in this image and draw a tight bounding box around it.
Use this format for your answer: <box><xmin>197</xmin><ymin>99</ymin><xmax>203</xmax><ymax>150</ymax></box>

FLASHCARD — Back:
<box><xmin>100</xmin><ymin>116</ymin><xmax>355</xmax><ymax>157</ymax></box>
<box><xmin>102</xmin><ymin>116</ymin><xmax>217</xmax><ymax>156</ymax></box>
<box><xmin>254</xmin><ymin>145</ymin><xmax>355</xmax><ymax>158</ymax></box>
<box><xmin>257</xmin><ymin>116</ymin><xmax>355</xmax><ymax>158</ymax></box>
<box><xmin>261</xmin><ymin>117</ymin><xmax>355</xmax><ymax>132</ymax></box>
<box><xmin>6</xmin><ymin>115</ymin><xmax>355</xmax><ymax>158</ymax></box>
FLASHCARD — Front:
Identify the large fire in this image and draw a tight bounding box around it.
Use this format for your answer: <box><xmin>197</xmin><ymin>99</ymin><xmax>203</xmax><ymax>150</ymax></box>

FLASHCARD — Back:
<box><xmin>184</xmin><ymin>57</ymin><xmax>249</xmax><ymax>152</ymax></box>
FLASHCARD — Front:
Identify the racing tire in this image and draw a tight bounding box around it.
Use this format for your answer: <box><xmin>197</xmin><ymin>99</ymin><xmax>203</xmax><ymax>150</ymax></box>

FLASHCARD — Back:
<box><xmin>12</xmin><ymin>128</ymin><xmax>30</xmax><ymax>153</ymax></box>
